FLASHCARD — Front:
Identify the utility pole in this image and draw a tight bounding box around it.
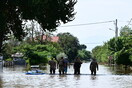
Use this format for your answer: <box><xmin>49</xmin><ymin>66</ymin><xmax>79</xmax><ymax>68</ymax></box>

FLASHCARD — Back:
<box><xmin>114</xmin><ymin>19</ymin><xmax>118</xmax><ymax>65</ymax></box>
<box><xmin>109</xmin><ymin>19</ymin><xmax>118</xmax><ymax>38</ymax></box>
<box><xmin>115</xmin><ymin>19</ymin><xmax>118</xmax><ymax>39</ymax></box>
<box><xmin>108</xmin><ymin>19</ymin><xmax>118</xmax><ymax>66</ymax></box>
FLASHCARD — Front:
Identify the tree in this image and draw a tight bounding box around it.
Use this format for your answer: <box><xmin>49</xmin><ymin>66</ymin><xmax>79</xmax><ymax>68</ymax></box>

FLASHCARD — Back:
<box><xmin>108</xmin><ymin>37</ymin><xmax>132</xmax><ymax>66</ymax></box>
<box><xmin>120</xmin><ymin>26</ymin><xmax>132</xmax><ymax>37</ymax></box>
<box><xmin>78</xmin><ymin>49</ymin><xmax>91</xmax><ymax>61</ymax></box>
<box><xmin>57</xmin><ymin>32</ymin><xmax>79</xmax><ymax>62</ymax></box>
<box><xmin>79</xmin><ymin>44</ymin><xmax>87</xmax><ymax>50</ymax></box>
<box><xmin>92</xmin><ymin>43</ymin><xmax>110</xmax><ymax>63</ymax></box>
<box><xmin>13</xmin><ymin>43</ymin><xmax>62</xmax><ymax>65</ymax></box>
<box><xmin>92</xmin><ymin>46</ymin><xmax>102</xmax><ymax>59</ymax></box>
<box><xmin>0</xmin><ymin>0</ymin><xmax>77</xmax><ymax>52</ymax></box>
<box><xmin>92</xmin><ymin>25</ymin><xmax>132</xmax><ymax>65</ymax></box>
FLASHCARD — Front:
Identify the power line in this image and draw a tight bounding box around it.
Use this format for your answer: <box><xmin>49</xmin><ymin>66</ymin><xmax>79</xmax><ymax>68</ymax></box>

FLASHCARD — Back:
<box><xmin>127</xmin><ymin>18</ymin><xmax>132</xmax><ymax>26</ymax></box>
<box><xmin>60</xmin><ymin>20</ymin><xmax>114</xmax><ymax>27</ymax></box>
<box><xmin>83</xmin><ymin>43</ymin><xmax>103</xmax><ymax>44</ymax></box>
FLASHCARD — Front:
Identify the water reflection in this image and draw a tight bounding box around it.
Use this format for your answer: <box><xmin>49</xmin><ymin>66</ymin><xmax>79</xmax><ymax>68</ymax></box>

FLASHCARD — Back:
<box><xmin>0</xmin><ymin>75</ymin><xmax>3</xmax><ymax>88</ymax></box>
<box><xmin>74</xmin><ymin>75</ymin><xmax>80</xmax><ymax>80</ymax></box>
<box><xmin>0</xmin><ymin>63</ymin><xmax>131</xmax><ymax>88</ymax></box>
<box><xmin>90</xmin><ymin>75</ymin><xmax>97</xmax><ymax>80</ymax></box>
<box><xmin>108</xmin><ymin>65</ymin><xmax>132</xmax><ymax>75</ymax></box>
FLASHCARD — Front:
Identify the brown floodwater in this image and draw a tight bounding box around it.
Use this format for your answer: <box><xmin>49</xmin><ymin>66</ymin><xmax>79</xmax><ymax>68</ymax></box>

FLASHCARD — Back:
<box><xmin>0</xmin><ymin>63</ymin><xmax>132</xmax><ymax>88</ymax></box>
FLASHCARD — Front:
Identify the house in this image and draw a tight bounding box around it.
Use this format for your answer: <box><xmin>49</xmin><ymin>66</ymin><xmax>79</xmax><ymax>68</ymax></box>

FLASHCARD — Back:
<box><xmin>12</xmin><ymin>53</ymin><xmax>26</xmax><ymax>65</ymax></box>
<box><xmin>35</xmin><ymin>35</ymin><xmax>59</xmax><ymax>43</ymax></box>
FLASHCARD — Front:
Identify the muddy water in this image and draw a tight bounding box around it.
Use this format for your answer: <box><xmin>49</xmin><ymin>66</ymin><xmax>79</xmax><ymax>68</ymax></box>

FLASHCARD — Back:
<box><xmin>0</xmin><ymin>63</ymin><xmax>132</xmax><ymax>88</ymax></box>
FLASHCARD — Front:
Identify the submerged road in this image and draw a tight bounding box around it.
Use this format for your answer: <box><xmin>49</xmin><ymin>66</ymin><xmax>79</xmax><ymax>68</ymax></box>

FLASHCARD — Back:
<box><xmin>0</xmin><ymin>63</ymin><xmax>132</xmax><ymax>88</ymax></box>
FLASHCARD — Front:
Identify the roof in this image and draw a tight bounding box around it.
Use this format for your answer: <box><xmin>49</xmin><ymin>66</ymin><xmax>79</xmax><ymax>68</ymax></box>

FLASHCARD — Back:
<box><xmin>35</xmin><ymin>35</ymin><xmax>59</xmax><ymax>42</ymax></box>
<box><xmin>12</xmin><ymin>53</ymin><xmax>23</xmax><ymax>57</ymax></box>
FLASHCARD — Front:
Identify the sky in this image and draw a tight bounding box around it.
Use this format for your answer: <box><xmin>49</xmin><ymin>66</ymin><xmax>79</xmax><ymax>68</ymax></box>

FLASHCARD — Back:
<box><xmin>55</xmin><ymin>0</ymin><xmax>132</xmax><ymax>51</ymax></box>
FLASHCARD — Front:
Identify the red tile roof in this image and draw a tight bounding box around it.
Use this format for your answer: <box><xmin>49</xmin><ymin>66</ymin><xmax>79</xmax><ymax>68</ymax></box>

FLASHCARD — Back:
<box><xmin>50</xmin><ymin>36</ymin><xmax>59</xmax><ymax>42</ymax></box>
<box><xmin>41</xmin><ymin>35</ymin><xmax>59</xmax><ymax>42</ymax></box>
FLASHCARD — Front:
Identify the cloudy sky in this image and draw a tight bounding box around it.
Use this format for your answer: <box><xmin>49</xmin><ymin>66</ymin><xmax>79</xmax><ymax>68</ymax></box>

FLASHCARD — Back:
<box><xmin>56</xmin><ymin>0</ymin><xmax>132</xmax><ymax>51</ymax></box>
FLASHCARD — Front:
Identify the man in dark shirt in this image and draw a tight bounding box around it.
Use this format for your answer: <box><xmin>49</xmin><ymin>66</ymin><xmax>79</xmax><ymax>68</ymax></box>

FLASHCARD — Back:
<box><xmin>58</xmin><ymin>57</ymin><xmax>65</xmax><ymax>75</ymax></box>
<box><xmin>90</xmin><ymin>59</ymin><xmax>99</xmax><ymax>75</ymax></box>
<box><xmin>74</xmin><ymin>57</ymin><xmax>82</xmax><ymax>75</ymax></box>
<box><xmin>49</xmin><ymin>58</ymin><xmax>56</xmax><ymax>74</ymax></box>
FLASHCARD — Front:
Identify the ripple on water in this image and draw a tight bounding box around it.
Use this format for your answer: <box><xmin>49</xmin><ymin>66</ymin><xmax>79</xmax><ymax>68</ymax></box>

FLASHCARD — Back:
<box><xmin>1</xmin><ymin>64</ymin><xmax>132</xmax><ymax>88</ymax></box>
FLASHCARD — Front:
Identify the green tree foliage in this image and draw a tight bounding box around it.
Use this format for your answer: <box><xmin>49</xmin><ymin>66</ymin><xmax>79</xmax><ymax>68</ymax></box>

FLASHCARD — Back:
<box><xmin>0</xmin><ymin>0</ymin><xmax>77</xmax><ymax>52</ymax></box>
<box><xmin>1</xmin><ymin>35</ymin><xmax>21</xmax><ymax>59</ymax></box>
<box><xmin>116</xmin><ymin>52</ymin><xmax>132</xmax><ymax>66</ymax></box>
<box><xmin>92</xmin><ymin>43</ymin><xmax>109</xmax><ymax>63</ymax></box>
<box><xmin>120</xmin><ymin>26</ymin><xmax>132</xmax><ymax>37</ymax></box>
<box><xmin>13</xmin><ymin>43</ymin><xmax>62</xmax><ymax>65</ymax></box>
<box><xmin>92</xmin><ymin>26</ymin><xmax>132</xmax><ymax>65</ymax></box>
<box><xmin>1</xmin><ymin>43</ymin><xmax>13</xmax><ymax>59</ymax></box>
<box><xmin>79</xmin><ymin>44</ymin><xmax>87</xmax><ymax>50</ymax></box>
<box><xmin>92</xmin><ymin>46</ymin><xmax>101</xmax><ymax>59</ymax></box>
<box><xmin>57</xmin><ymin>32</ymin><xmax>79</xmax><ymax>62</ymax></box>
<box><xmin>78</xmin><ymin>49</ymin><xmax>91</xmax><ymax>61</ymax></box>
<box><xmin>108</xmin><ymin>37</ymin><xmax>132</xmax><ymax>66</ymax></box>
<box><xmin>108</xmin><ymin>38</ymin><xmax>124</xmax><ymax>52</ymax></box>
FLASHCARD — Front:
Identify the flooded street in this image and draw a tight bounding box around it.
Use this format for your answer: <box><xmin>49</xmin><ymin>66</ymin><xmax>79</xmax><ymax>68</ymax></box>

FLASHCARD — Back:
<box><xmin>0</xmin><ymin>63</ymin><xmax>132</xmax><ymax>88</ymax></box>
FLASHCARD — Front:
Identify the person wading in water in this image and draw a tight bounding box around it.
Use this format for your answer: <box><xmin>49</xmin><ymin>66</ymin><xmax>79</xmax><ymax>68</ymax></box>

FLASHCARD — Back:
<box><xmin>58</xmin><ymin>57</ymin><xmax>65</xmax><ymax>75</ymax></box>
<box><xmin>48</xmin><ymin>58</ymin><xmax>56</xmax><ymax>74</ymax></box>
<box><xmin>74</xmin><ymin>57</ymin><xmax>82</xmax><ymax>75</ymax></box>
<box><xmin>90</xmin><ymin>59</ymin><xmax>99</xmax><ymax>75</ymax></box>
